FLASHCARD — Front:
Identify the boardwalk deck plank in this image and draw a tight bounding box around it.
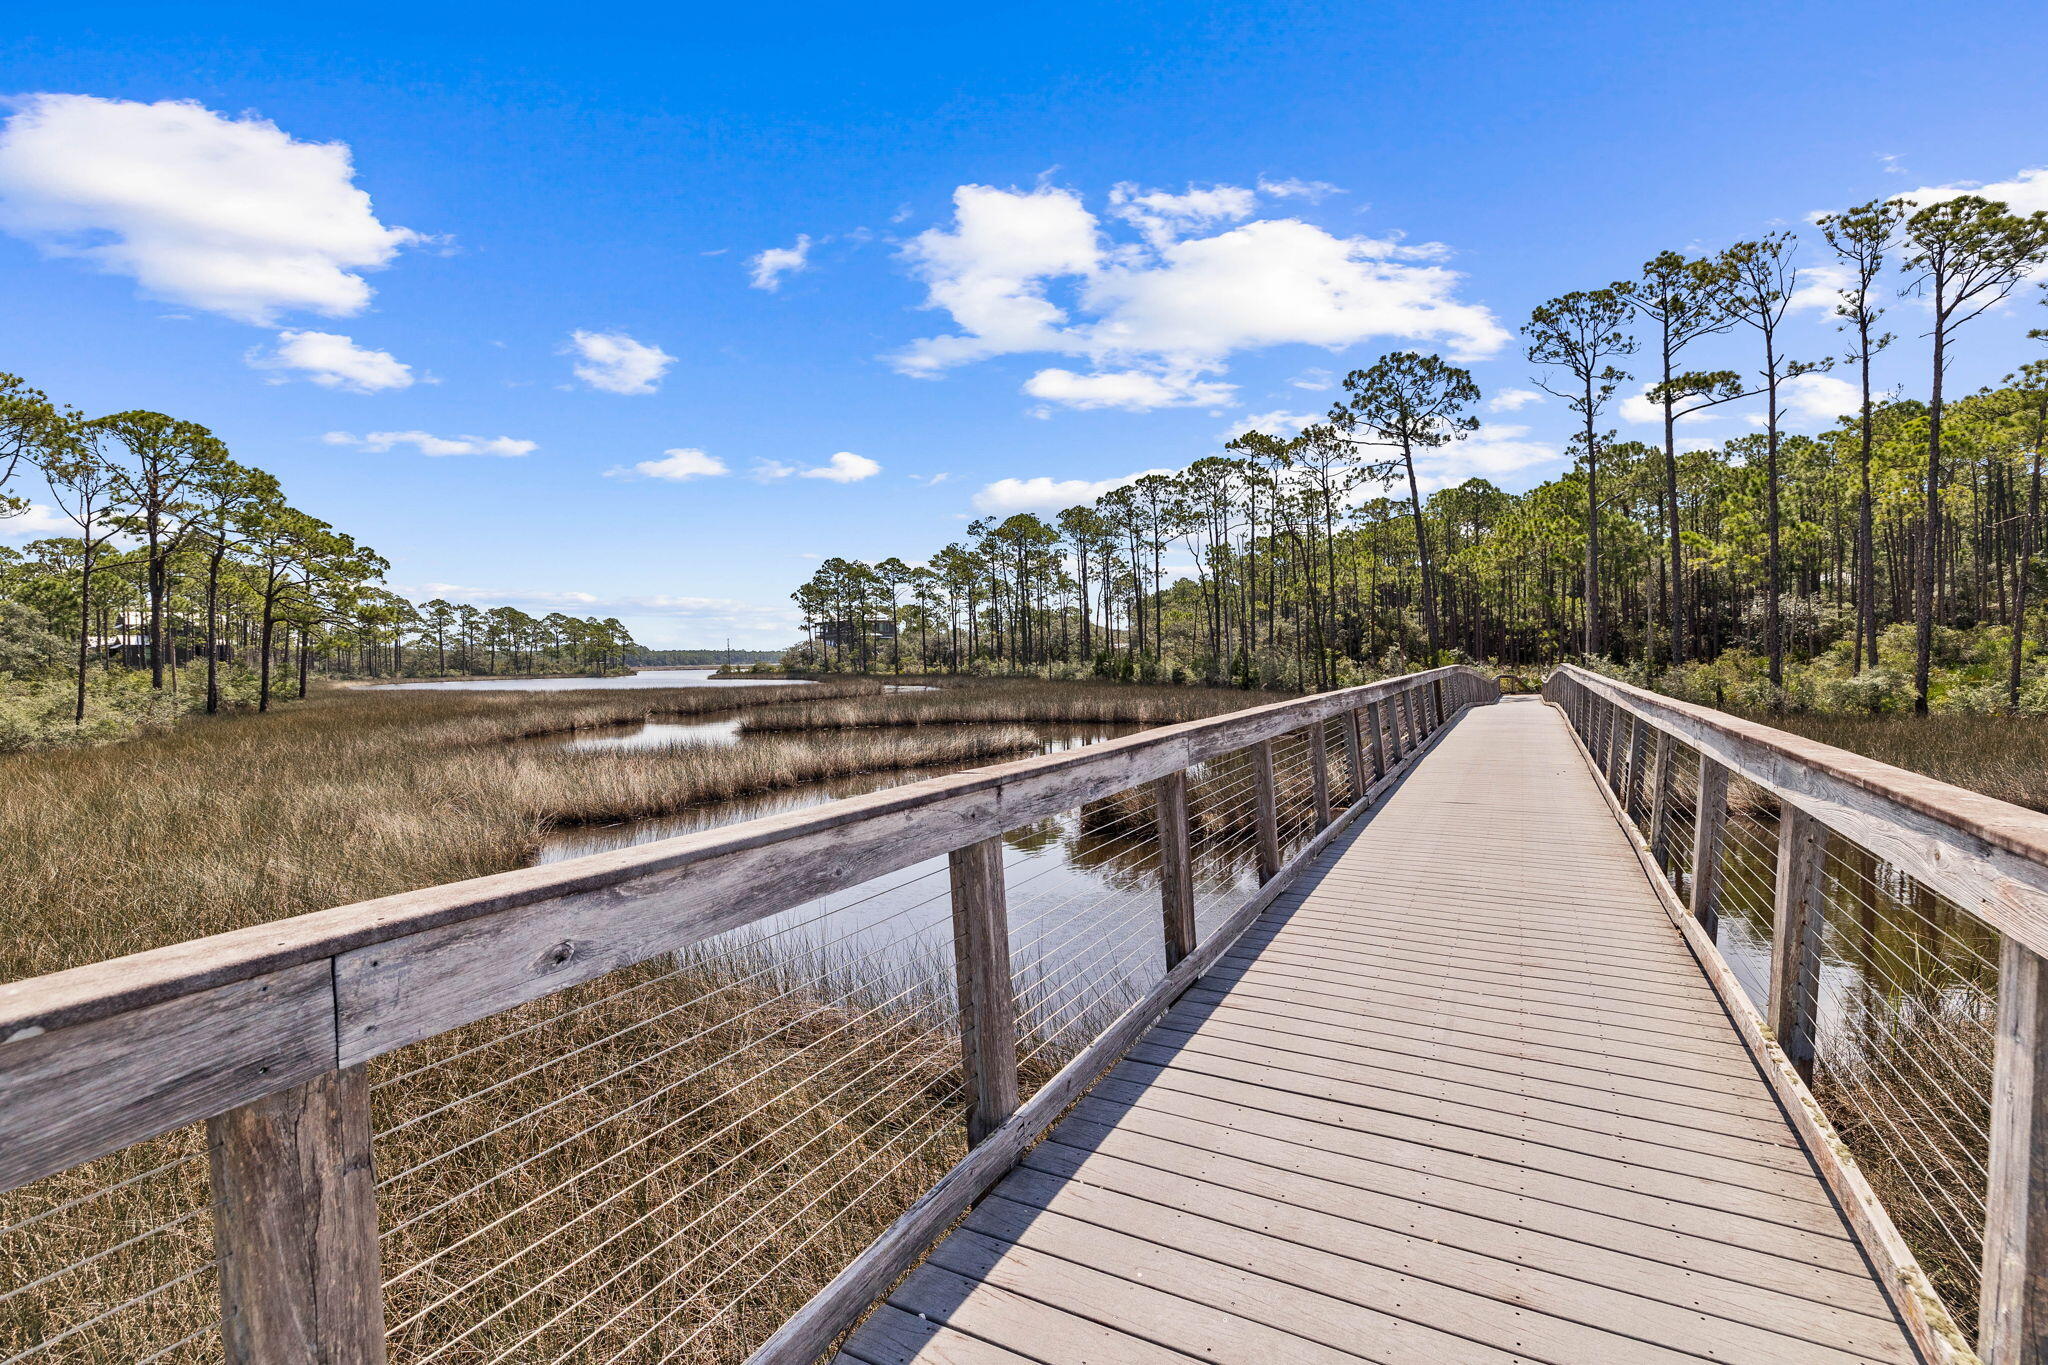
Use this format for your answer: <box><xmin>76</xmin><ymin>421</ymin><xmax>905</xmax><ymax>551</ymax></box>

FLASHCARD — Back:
<box><xmin>841</xmin><ymin>698</ymin><xmax>1925</xmax><ymax>1365</ymax></box>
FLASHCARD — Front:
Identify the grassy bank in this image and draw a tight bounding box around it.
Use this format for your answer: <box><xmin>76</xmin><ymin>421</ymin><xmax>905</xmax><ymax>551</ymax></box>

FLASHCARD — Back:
<box><xmin>740</xmin><ymin>678</ymin><xmax>1266</xmax><ymax>733</ymax></box>
<box><xmin>0</xmin><ymin>680</ymin><xmax>981</xmax><ymax>983</ymax></box>
<box><xmin>1753</xmin><ymin>711</ymin><xmax>2048</xmax><ymax>813</ymax></box>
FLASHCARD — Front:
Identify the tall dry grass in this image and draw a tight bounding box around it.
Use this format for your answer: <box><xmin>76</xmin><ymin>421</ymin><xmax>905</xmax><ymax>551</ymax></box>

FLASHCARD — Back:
<box><xmin>740</xmin><ymin>679</ymin><xmax>1263</xmax><ymax>733</ymax></box>
<box><xmin>0</xmin><ymin>678</ymin><xmax>1216</xmax><ymax>1362</ymax></box>
<box><xmin>1752</xmin><ymin>711</ymin><xmax>2048</xmax><ymax>813</ymax></box>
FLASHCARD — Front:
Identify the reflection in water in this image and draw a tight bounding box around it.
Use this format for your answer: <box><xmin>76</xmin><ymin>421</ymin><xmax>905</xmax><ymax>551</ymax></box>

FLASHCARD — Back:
<box><xmin>533</xmin><ymin>722</ymin><xmax>1268</xmax><ymax>1051</ymax></box>
<box><xmin>380</xmin><ymin>667</ymin><xmax>813</xmax><ymax>692</ymax></box>
<box><xmin>542</xmin><ymin>718</ymin><xmax>746</xmax><ymax>751</ymax></box>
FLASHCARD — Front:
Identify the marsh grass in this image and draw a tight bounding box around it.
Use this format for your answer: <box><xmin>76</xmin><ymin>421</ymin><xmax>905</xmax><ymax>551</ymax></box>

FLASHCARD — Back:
<box><xmin>738</xmin><ymin>679</ymin><xmax>1262</xmax><ymax>734</ymax></box>
<box><xmin>0</xmin><ymin>676</ymin><xmax>1241</xmax><ymax>1361</ymax></box>
<box><xmin>1749</xmin><ymin>711</ymin><xmax>2048</xmax><ymax>813</ymax></box>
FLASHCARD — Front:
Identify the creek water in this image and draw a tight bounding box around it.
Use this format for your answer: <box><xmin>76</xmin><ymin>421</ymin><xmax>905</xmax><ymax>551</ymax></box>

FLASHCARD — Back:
<box><xmin>527</xmin><ymin>714</ymin><xmax>1265</xmax><ymax>1052</ymax></box>
<box><xmin>382</xmin><ymin>667</ymin><xmax>812</xmax><ymax>691</ymax></box>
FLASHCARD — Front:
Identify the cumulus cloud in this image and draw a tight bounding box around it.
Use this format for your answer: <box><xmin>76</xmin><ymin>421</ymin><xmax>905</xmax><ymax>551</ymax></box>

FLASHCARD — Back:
<box><xmin>1486</xmin><ymin>387</ymin><xmax>1543</xmax><ymax>412</ymax></box>
<box><xmin>1899</xmin><ymin>166</ymin><xmax>2048</xmax><ymax>216</ymax></box>
<box><xmin>0</xmin><ymin>503</ymin><xmax>66</xmax><ymax>538</ymax></box>
<box><xmin>1218</xmin><ymin>410</ymin><xmax>1318</xmax><ymax>441</ymax></box>
<box><xmin>607</xmin><ymin>447</ymin><xmax>728</xmax><ymax>481</ymax></box>
<box><xmin>971</xmin><ymin>468</ymin><xmax>1176</xmax><ymax>514</ymax></box>
<box><xmin>892</xmin><ymin>181</ymin><xmax>1503</xmax><ymax>412</ymax></box>
<box><xmin>247</xmin><ymin>330</ymin><xmax>415</xmax><ymax>392</ymax></box>
<box><xmin>1787</xmin><ymin>262</ymin><xmax>1854</xmax><ymax>315</ymax></box>
<box><xmin>1747</xmin><ymin>372</ymin><xmax>1859</xmax><ymax>429</ymax></box>
<box><xmin>324</xmin><ymin>430</ymin><xmax>535</xmax><ymax>457</ymax></box>
<box><xmin>1023</xmin><ymin>367</ymin><xmax>1233</xmax><ymax>411</ymax></box>
<box><xmin>0</xmin><ymin>94</ymin><xmax>420</xmax><ymax>324</ymax></box>
<box><xmin>1409</xmin><ymin>423</ymin><xmax>1561</xmax><ymax>492</ymax></box>
<box><xmin>803</xmin><ymin>451</ymin><xmax>880</xmax><ymax>482</ymax></box>
<box><xmin>1620</xmin><ymin>382</ymin><xmax>1720</xmax><ymax>427</ymax></box>
<box><xmin>753</xmin><ymin>451</ymin><xmax>883</xmax><ymax>483</ymax></box>
<box><xmin>567</xmin><ymin>329</ymin><xmax>675</xmax><ymax>394</ymax></box>
<box><xmin>749</xmin><ymin>234</ymin><xmax>812</xmax><ymax>290</ymax></box>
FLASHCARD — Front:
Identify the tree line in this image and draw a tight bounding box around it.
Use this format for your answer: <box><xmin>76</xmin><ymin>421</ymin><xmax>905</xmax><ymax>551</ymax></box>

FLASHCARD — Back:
<box><xmin>793</xmin><ymin>193</ymin><xmax>2048</xmax><ymax>713</ymax></box>
<box><xmin>0</xmin><ymin>376</ymin><xmax>638</xmax><ymax>725</ymax></box>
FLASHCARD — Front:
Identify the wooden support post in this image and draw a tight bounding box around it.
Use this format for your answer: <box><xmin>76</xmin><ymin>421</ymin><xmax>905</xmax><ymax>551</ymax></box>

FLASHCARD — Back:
<box><xmin>1392</xmin><ymin>692</ymin><xmax>1412</xmax><ymax>756</ymax></box>
<box><xmin>1341</xmin><ymin>709</ymin><xmax>1366</xmax><ymax>803</ymax></box>
<box><xmin>1154</xmin><ymin>771</ymin><xmax>1197</xmax><ymax>971</ymax></box>
<box><xmin>1982</xmin><ymin>938</ymin><xmax>2048</xmax><ymax>1364</ymax></box>
<box><xmin>1365</xmin><ymin>702</ymin><xmax>1388</xmax><ymax>780</ymax></box>
<box><xmin>1250</xmin><ymin>739</ymin><xmax>1282</xmax><ymax>883</ymax></box>
<box><xmin>1646</xmin><ymin>732</ymin><xmax>1675</xmax><ymax>869</ymax></box>
<box><xmin>1431</xmin><ymin>678</ymin><xmax>1446</xmax><ymax>731</ymax></box>
<box><xmin>209</xmin><ymin>1066</ymin><xmax>388</xmax><ymax>1365</ymax></box>
<box><xmin>1308</xmin><ymin>723</ymin><xmax>1333</xmax><ymax>828</ymax></box>
<box><xmin>948</xmin><ymin>837</ymin><xmax>1019</xmax><ymax>1145</ymax></box>
<box><xmin>1691</xmin><ymin>755</ymin><xmax>1728</xmax><ymax>936</ymax></box>
<box><xmin>1623</xmin><ymin>719</ymin><xmax>1648</xmax><ymax>820</ymax></box>
<box><xmin>1768</xmin><ymin>805</ymin><xmax>1829</xmax><ymax>1082</ymax></box>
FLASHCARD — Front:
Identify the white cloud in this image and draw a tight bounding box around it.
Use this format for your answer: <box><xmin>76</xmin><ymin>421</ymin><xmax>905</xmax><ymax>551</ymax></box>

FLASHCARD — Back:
<box><xmin>0</xmin><ymin>94</ymin><xmax>419</xmax><ymax>324</ymax></box>
<box><xmin>1023</xmin><ymin>367</ymin><xmax>1233</xmax><ymax>411</ymax></box>
<box><xmin>1218</xmin><ymin>409</ymin><xmax>1318</xmax><ymax>441</ymax></box>
<box><xmin>1620</xmin><ymin>382</ymin><xmax>1719</xmax><ymax>427</ymax></box>
<box><xmin>0</xmin><ymin>503</ymin><xmax>66</xmax><ymax>538</ymax></box>
<box><xmin>324</xmin><ymin>430</ymin><xmax>535</xmax><ymax>457</ymax></box>
<box><xmin>1745</xmin><ymin>372</ymin><xmax>1859</xmax><ymax>430</ymax></box>
<box><xmin>753</xmin><ymin>451</ymin><xmax>883</xmax><ymax>483</ymax></box>
<box><xmin>1787</xmin><ymin>262</ymin><xmax>1853</xmax><ymax>315</ymax></box>
<box><xmin>1256</xmin><ymin>176</ymin><xmax>1344</xmax><ymax>203</ymax></box>
<box><xmin>908</xmin><ymin>471</ymin><xmax>952</xmax><ymax>485</ymax></box>
<box><xmin>971</xmin><ymin>468</ymin><xmax>1175</xmax><ymax>514</ymax></box>
<box><xmin>247</xmin><ymin>330</ymin><xmax>414</xmax><ymax>392</ymax></box>
<box><xmin>803</xmin><ymin>451</ymin><xmax>880</xmax><ymax>482</ymax></box>
<box><xmin>1486</xmin><ymin>387</ymin><xmax>1543</xmax><ymax>413</ymax></box>
<box><xmin>1109</xmin><ymin>182</ymin><xmax>1257</xmax><ymax>249</ymax></box>
<box><xmin>1409</xmin><ymin>424</ymin><xmax>1561</xmax><ymax>493</ymax></box>
<box><xmin>567</xmin><ymin>329</ymin><xmax>675</xmax><ymax>394</ymax></box>
<box><xmin>891</xmin><ymin>182</ymin><xmax>1504</xmax><ymax>411</ymax></box>
<box><xmin>1289</xmin><ymin>367</ymin><xmax>1335</xmax><ymax>391</ymax></box>
<box><xmin>1899</xmin><ymin>166</ymin><xmax>2048</xmax><ymax>216</ymax></box>
<box><xmin>749</xmin><ymin>234</ymin><xmax>812</xmax><ymax>290</ymax></box>
<box><xmin>607</xmin><ymin>447</ymin><xmax>729</xmax><ymax>481</ymax></box>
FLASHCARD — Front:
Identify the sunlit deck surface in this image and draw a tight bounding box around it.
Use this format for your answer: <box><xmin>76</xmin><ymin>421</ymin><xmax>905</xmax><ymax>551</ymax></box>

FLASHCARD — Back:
<box><xmin>838</xmin><ymin>699</ymin><xmax>1923</xmax><ymax>1364</ymax></box>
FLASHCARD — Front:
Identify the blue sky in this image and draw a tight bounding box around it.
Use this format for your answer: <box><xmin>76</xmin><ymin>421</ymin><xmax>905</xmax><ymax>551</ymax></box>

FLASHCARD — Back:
<box><xmin>2</xmin><ymin>1</ymin><xmax>2045</xmax><ymax>646</ymax></box>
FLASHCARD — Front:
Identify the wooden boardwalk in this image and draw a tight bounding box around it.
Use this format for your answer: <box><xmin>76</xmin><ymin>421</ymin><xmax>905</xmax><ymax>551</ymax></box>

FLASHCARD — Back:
<box><xmin>838</xmin><ymin>697</ymin><xmax>1924</xmax><ymax>1365</ymax></box>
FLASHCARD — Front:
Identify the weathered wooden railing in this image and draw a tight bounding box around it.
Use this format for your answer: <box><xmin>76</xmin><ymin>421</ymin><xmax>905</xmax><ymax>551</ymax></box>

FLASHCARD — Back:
<box><xmin>1545</xmin><ymin>664</ymin><xmax>2048</xmax><ymax>1365</ymax></box>
<box><xmin>0</xmin><ymin>666</ymin><xmax>1497</xmax><ymax>1364</ymax></box>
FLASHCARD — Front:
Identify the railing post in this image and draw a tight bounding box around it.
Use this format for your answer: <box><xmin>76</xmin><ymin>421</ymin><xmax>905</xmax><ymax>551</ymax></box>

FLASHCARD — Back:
<box><xmin>1691</xmin><ymin>755</ymin><xmax>1727</xmax><ymax>935</ymax></box>
<box><xmin>1154</xmin><ymin>771</ymin><xmax>1197</xmax><ymax>971</ymax></box>
<box><xmin>948</xmin><ymin>837</ymin><xmax>1019</xmax><ymax>1145</ymax></box>
<box><xmin>1341</xmin><ymin>708</ymin><xmax>1366</xmax><ymax>800</ymax></box>
<box><xmin>209</xmin><ymin>1066</ymin><xmax>387</xmax><ymax>1365</ymax></box>
<box><xmin>1646</xmin><ymin>732</ymin><xmax>1675</xmax><ymax>869</ymax></box>
<box><xmin>1392</xmin><ymin>691</ymin><xmax>1412</xmax><ymax>757</ymax></box>
<box><xmin>1307</xmin><ymin>723</ymin><xmax>1333</xmax><ymax>828</ymax></box>
<box><xmin>1365</xmin><ymin>701</ymin><xmax>1388</xmax><ymax>780</ymax></box>
<box><xmin>1431</xmin><ymin>677</ymin><xmax>1446</xmax><ymax>730</ymax></box>
<box><xmin>1623</xmin><ymin>718</ymin><xmax>1648</xmax><ymax>820</ymax></box>
<box><xmin>1250</xmin><ymin>739</ymin><xmax>1282</xmax><ymax>882</ymax></box>
<box><xmin>1982</xmin><ymin>938</ymin><xmax>2048</xmax><ymax>1363</ymax></box>
<box><xmin>1768</xmin><ymin>805</ymin><xmax>1828</xmax><ymax>1082</ymax></box>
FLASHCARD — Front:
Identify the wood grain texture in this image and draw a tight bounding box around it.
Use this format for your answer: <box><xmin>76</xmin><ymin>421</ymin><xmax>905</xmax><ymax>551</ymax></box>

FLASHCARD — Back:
<box><xmin>1307</xmin><ymin>722</ymin><xmax>1332</xmax><ymax>827</ymax></box>
<box><xmin>838</xmin><ymin>699</ymin><xmax>1922</xmax><ymax>1365</ymax></box>
<box><xmin>1768</xmin><ymin>804</ymin><xmax>1829</xmax><ymax>1079</ymax></box>
<box><xmin>1648</xmin><ymin>730</ymin><xmax>1675</xmax><ymax>867</ymax></box>
<box><xmin>1982</xmin><ymin>938</ymin><xmax>2048</xmax><ymax>1364</ymax></box>
<box><xmin>949</xmin><ymin>837</ymin><xmax>1018</xmax><ymax>1145</ymax></box>
<box><xmin>1555</xmin><ymin>664</ymin><xmax>2048</xmax><ymax>958</ymax></box>
<box><xmin>1693</xmin><ymin>754</ymin><xmax>1730</xmax><ymax>933</ymax></box>
<box><xmin>1249</xmin><ymin>737</ymin><xmax>1281</xmax><ymax>882</ymax></box>
<box><xmin>1154</xmin><ymin>770</ymin><xmax>1196</xmax><ymax>970</ymax></box>
<box><xmin>0</xmin><ymin>962</ymin><xmax>333</xmax><ymax>1192</ymax></box>
<box><xmin>209</xmin><ymin>1065</ymin><xmax>386</xmax><ymax>1365</ymax></box>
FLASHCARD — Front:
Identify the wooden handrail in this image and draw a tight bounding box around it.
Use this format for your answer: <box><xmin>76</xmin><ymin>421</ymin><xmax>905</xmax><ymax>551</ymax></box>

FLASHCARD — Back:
<box><xmin>0</xmin><ymin>667</ymin><xmax>1494</xmax><ymax>1195</ymax></box>
<box><xmin>1545</xmin><ymin>664</ymin><xmax>2048</xmax><ymax>1365</ymax></box>
<box><xmin>1550</xmin><ymin>664</ymin><xmax>2048</xmax><ymax>958</ymax></box>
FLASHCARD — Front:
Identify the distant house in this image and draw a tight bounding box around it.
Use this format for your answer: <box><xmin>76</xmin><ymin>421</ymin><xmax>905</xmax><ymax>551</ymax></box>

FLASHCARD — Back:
<box><xmin>90</xmin><ymin>610</ymin><xmax>229</xmax><ymax>667</ymax></box>
<box><xmin>816</xmin><ymin>618</ymin><xmax>896</xmax><ymax>651</ymax></box>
